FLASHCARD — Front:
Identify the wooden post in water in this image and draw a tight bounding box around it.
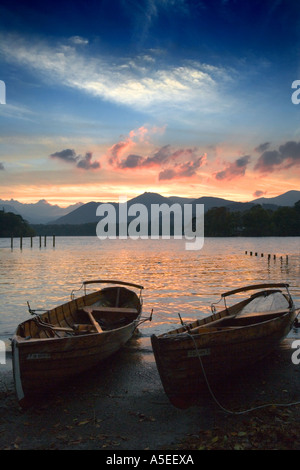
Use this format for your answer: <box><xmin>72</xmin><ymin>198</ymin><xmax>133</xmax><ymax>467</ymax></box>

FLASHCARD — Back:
<box><xmin>53</xmin><ymin>235</ymin><xmax>55</xmax><ymax>247</ymax></box>
<box><xmin>11</xmin><ymin>236</ymin><xmax>13</xmax><ymax>249</ymax></box>
<box><xmin>30</xmin><ymin>236</ymin><xmax>33</xmax><ymax>248</ymax></box>
<box><xmin>39</xmin><ymin>235</ymin><xmax>42</xmax><ymax>248</ymax></box>
<box><xmin>44</xmin><ymin>235</ymin><xmax>46</xmax><ymax>247</ymax></box>
<box><xmin>20</xmin><ymin>236</ymin><xmax>22</xmax><ymax>249</ymax></box>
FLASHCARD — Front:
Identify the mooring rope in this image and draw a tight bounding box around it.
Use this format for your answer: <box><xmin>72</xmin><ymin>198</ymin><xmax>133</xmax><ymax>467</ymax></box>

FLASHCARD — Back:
<box><xmin>185</xmin><ymin>327</ymin><xmax>300</xmax><ymax>415</ymax></box>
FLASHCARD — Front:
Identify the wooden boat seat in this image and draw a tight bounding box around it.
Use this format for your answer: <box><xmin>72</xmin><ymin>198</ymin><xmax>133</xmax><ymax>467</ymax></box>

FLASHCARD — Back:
<box><xmin>86</xmin><ymin>306</ymin><xmax>138</xmax><ymax>315</ymax></box>
<box><xmin>197</xmin><ymin>314</ymin><xmax>236</xmax><ymax>329</ymax></box>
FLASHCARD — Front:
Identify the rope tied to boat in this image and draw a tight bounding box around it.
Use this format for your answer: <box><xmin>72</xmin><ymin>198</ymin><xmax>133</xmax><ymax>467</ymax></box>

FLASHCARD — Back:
<box><xmin>136</xmin><ymin>309</ymin><xmax>153</xmax><ymax>328</ymax></box>
<box><xmin>27</xmin><ymin>301</ymin><xmax>49</xmax><ymax>316</ymax></box>
<box><xmin>179</xmin><ymin>315</ymin><xmax>300</xmax><ymax>416</ymax></box>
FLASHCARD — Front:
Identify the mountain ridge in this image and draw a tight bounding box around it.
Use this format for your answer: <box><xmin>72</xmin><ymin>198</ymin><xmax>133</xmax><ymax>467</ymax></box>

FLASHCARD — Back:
<box><xmin>1</xmin><ymin>190</ymin><xmax>299</xmax><ymax>225</ymax></box>
<box><xmin>51</xmin><ymin>190</ymin><xmax>300</xmax><ymax>225</ymax></box>
<box><xmin>0</xmin><ymin>199</ymin><xmax>83</xmax><ymax>224</ymax></box>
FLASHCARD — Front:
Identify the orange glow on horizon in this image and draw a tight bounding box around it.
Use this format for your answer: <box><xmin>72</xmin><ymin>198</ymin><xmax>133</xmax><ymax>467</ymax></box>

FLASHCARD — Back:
<box><xmin>1</xmin><ymin>181</ymin><xmax>297</xmax><ymax>207</ymax></box>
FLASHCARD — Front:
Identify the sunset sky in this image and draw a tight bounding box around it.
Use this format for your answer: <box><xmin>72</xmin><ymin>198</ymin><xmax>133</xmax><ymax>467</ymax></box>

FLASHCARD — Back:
<box><xmin>0</xmin><ymin>0</ymin><xmax>299</xmax><ymax>207</ymax></box>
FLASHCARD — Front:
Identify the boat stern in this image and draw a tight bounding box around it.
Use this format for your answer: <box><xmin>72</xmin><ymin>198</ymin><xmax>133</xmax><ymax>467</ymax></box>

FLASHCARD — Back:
<box><xmin>11</xmin><ymin>337</ymin><xmax>25</xmax><ymax>406</ymax></box>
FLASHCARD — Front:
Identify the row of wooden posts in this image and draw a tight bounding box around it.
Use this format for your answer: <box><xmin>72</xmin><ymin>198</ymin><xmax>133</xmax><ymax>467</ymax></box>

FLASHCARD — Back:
<box><xmin>245</xmin><ymin>250</ymin><xmax>288</xmax><ymax>262</ymax></box>
<box><xmin>11</xmin><ymin>235</ymin><xmax>56</xmax><ymax>249</ymax></box>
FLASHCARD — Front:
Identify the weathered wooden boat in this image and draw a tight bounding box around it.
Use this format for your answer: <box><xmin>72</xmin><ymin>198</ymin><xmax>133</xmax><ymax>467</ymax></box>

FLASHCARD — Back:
<box><xmin>12</xmin><ymin>280</ymin><xmax>147</xmax><ymax>407</ymax></box>
<box><xmin>151</xmin><ymin>283</ymin><xmax>300</xmax><ymax>409</ymax></box>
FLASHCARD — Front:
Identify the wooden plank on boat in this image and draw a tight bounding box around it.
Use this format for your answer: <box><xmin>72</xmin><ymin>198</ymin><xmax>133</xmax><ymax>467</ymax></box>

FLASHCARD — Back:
<box><xmin>197</xmin><ymin>314</ymin><xmax>236</xmax><ymax>328</ymax></box>
<box><xmin>88</xmin><ymin>306</ymin><xmax>138</xmax><ymax>315</ymax></box>
<box><xmin>43</xmin><ymin>325</ymin><xmax>74</xmax><ymax>332</ymax></box>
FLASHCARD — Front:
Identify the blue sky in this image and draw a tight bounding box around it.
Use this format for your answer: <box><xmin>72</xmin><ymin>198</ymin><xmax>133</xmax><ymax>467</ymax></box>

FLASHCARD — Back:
<box><xmin>0</xmin><ymin>0</ymin><xmax>299</xmax><ymax>206</ymax></box>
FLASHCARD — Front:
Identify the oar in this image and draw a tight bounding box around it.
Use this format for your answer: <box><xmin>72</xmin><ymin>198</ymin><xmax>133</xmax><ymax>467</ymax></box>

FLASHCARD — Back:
<box><xmin>82</xmin><ymin>307</ymin><xmax>103</xmax><ymax>333</ymax></box>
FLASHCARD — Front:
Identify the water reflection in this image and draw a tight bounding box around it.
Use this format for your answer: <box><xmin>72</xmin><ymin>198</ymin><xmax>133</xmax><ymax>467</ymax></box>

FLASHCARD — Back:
<box><xmin>0</xmin><ymin>237</ymin><xmax>299</xmax><ymax>344</ymax></box>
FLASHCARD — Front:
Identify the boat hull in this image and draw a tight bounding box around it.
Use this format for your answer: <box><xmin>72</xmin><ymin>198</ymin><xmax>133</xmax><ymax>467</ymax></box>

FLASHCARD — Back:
<box><xmin>12</xmin><ymin>280</ymin><xmax>143</xmax><ymax>407</ymax></box>
<box><xmin>12</xmin><ymin>322</ymin><xmax>137</xmax><ymax>407</ymax></box>
<box><xmin>151</xmin><ymin>285</ymin><xmax>298</xmax><ymax>409</ymax></box>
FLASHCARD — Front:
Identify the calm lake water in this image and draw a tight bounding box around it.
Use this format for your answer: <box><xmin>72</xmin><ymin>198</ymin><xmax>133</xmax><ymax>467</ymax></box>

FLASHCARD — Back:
<box><xmin>1</xmin><ymin>236</ymin><xmax>300</xmax><ymax>350</ymax></box>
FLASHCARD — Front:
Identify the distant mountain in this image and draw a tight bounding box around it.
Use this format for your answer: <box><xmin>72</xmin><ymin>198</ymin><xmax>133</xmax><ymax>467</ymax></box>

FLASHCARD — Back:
<box><xmin>251</xmin><ymin>190</ymin><xmax>300</xmax><ymax>207</ymax></box>
<box><xmin>163</xmin><ymin>195</ymin><xmax>194</xmax><ymax>205</ymax></box>
<box><xmin>191</xmin><ymin>196</ymin><xmax>236</xmax><ymax>210</ymax></box>
<box><xmin>50</xmin><ymin>193</ymin><xmax>255</xmax><ymax>225</ymax></box>
<box><xmin>127</xmin><ymin>192</ymin><xmax>171</xmax><ymax>207</ymax></box>
<box><xmin>2</xmin><ymin>190</ymin><xmax>299</xmax><ymax>226</ymax></box>
<box><xmin>0</xmin><ymin>203</ymin><xmax>19</xmax><ymax>215</ymax></box>
<box><xmin>51</xmin><ymin>192</ymin><xmax>170</xmax><ymax>225</ymax></box>
<box><xmin>0</xmin><ymin>199</ymin><xmax>83</xmax><ymax>223</ymax></box>
<box><xmin>51</xmin><ymin>201</ymin><xmax>105</xmax><ymax>225</ymax></box>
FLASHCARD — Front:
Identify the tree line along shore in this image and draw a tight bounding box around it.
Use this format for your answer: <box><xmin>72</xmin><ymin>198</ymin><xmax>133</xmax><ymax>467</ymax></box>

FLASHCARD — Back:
<box><xmin>1</xmin><ymin>201</ymin><xmax>300</xmax><ymax>238</ymax></box>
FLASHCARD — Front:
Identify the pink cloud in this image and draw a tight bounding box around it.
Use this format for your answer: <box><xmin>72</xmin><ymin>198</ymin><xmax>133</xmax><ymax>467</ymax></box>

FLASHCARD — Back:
<box><xmin>107</xmin><ymin>125</ymin><xmax>165</xmax><ymax>167</ymax></box>
<box><xmin>108</xmin><ymin>139</ymin><xmax>135</xmax><ymax>166</ymax></box>
<box><xmin>106</xmin><ymin>125</ymin><xmax>204</xmax><ymax>180</ymax></box>
<box><xmin>214</xmin><ymin>155</ymin><xmax>251</xmax><ymax>181</ymax></box>
<box><xmin>158</xmin><ymin>155</ymin><xmax>206</xmax><ymax>180</ymax></box>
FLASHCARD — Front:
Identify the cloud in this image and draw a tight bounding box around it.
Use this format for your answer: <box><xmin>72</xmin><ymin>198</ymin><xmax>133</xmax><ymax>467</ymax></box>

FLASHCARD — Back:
<box><xmin>107</xmin><ymin>126</ymin><xmax>159</xmax><ymax>166</ymax></box>
<box><xmin>125</xmin><ymin>0</ymin><xmax>188</xmax><ymax>46</ymax></box>
<box><xmin>0</xmin><ymin>33</ymin><xmax>232</xmax><ymax>115</ymax></box>
<box><xmin>69</xmin><ymin>36</ymin><xmax>89</xmax><ymax>46</ymax></box>
<box><xmin>50</xmin><ymin>149</ymin><xmax>100</xmax><ymax>170</ymax></box>
<box><xmin>118</xmin><ymin>154</ymin><xmax>144</xmax><ymax>169</ymax></box>
<box><xmin>0</xmin><ymin>162</ymin><xmax>5</xmax><ymax>170</ymax></box>
<box><xmin>215</xmin><ymin>155</ymin><xmax>251</xmax><ymax>180</ymax></box>
<box><xmin>142</xmin><ymin>145</ymin><xmax>175</xmax><ymax>167</ymax></box>
<box><xmin>76</xmin><ymin>152</ymin><xmax>100</xmax><ymax>170</ymax></box>
<box><xmin>110</xmin><ymin>144</ymin><xmax>202</xmax><ymax>171</ymax></box>
<box><xmin>159</xmin><ymin>156</ymin><xmax>205</xmax><ymax>180</ymax></box>
<box><xmin>50</xmin><ymin>149</ymin><xmax>78</xmax><ymax>163</ymax></box>
<box><xmin>254</xmin><ymin>142</ymin><xmax>270</xmax><ymax>153</ymax></box>
<box><xmin>108</xmin><ymin>140</ymin><xmax>135</xmax><ymax>166</ymax></box>
<box><xmin>254</xmin><ymin>141</ymin><xmax>300</xmax><ymax>173</ymax></box>
<box><xmin>105</xmin><ymin>125</ymin><xmax>205</xmax><ymax>180</ymax></box>
<box><xmin>253</xmin><ymin>190</ymin><xmax>267</xmax><ymax>198</ymax></box>
<box><xmin>108</xmin><ymin>134</ymin><xmax>206</xmax><ymax>179</ymax></box>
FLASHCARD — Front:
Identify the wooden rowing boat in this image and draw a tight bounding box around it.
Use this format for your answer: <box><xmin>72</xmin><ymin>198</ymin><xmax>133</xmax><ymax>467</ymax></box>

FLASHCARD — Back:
<box><xmin>12</xmin><ymin>280</ymin><xmax>146</xmax><ymax>407</ymax></box>
<box><xmin>151</xmin><ymin>283</ymin><xmax>300</xmax><ymax>409</ymax></box>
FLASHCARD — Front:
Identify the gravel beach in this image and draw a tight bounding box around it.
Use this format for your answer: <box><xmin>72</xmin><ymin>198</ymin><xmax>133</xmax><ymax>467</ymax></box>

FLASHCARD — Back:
<box><xmin>0</xmin><ymin>333</ymin><xmax>300</xmax><ymax>451</ymax></box>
